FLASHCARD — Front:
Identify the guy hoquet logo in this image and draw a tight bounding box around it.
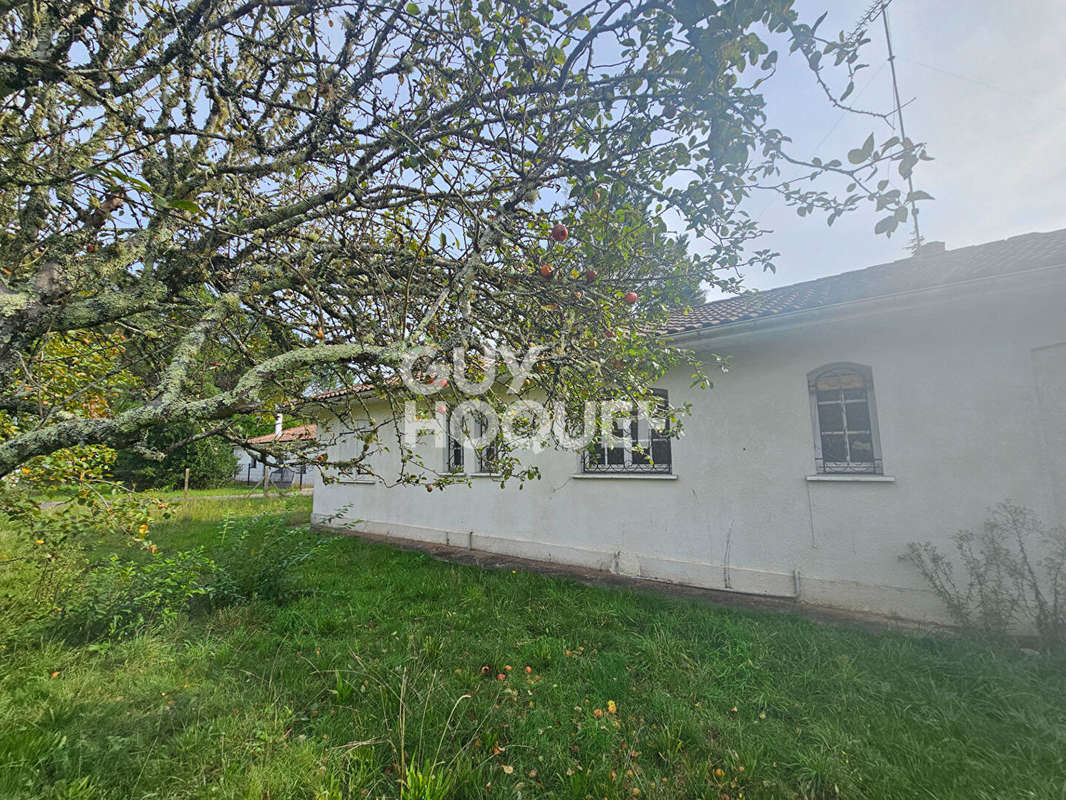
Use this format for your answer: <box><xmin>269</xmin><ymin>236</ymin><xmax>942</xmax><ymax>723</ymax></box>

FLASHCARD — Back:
<box><xmin>397</xmin><ymin>346</ymin><xmax>667</xmax><ymax>452</ymax></box>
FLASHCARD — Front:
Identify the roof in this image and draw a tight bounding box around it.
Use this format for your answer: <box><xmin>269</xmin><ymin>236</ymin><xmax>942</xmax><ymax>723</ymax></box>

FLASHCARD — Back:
<box><xmin>245</xmin><ymin>424</ymin><xmax>317</xmax><ymax>445</ymax></box>
<box><xmin>310</xmin><ymin>375</ymin><xmax>403</xmax><ymax>401</ymax></box>
<box><xmin>665</xmin><ymin>228</ymin><xmax>1066</xmax><ymax>335</ymax></box>
<box><xmin>311</xmin><ymin>385</ymin><xmax>370</xmax><ymax>401</ymax></box>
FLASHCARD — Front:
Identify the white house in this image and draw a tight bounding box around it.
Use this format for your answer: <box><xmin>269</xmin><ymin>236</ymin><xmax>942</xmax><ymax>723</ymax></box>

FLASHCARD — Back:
<box><xmin>233</xmin><ymin>417</ymin><xmax>317</xmax><ymax>487</ymax></box>
<box><xmin>310</xmin><ymin>230</ymin><xmax>1066</xmax><ymax>624</ymax></box>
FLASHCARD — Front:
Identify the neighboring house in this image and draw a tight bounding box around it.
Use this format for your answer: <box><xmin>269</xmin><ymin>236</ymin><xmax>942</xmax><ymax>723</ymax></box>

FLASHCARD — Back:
<box><xmin>234</xmin><ymin>417</ymin><xmax>317</xmax><ymax>487</ymax></box>
<box><xmin>309</xmin><ymin>230</ymin><xmax>1066</xmax><ymax>624</ymax></box>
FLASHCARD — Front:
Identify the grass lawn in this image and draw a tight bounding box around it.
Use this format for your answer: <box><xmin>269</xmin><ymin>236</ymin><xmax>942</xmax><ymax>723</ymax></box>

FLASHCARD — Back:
<box><xmin>150</xmin><ymin>486</ymin><xmax>312</xmax><ymax>501</ymax></box>
<box><xmin>1</xmin><ymin>497</ymin><xmax>1065</xmax><ymax>799</ymax></box>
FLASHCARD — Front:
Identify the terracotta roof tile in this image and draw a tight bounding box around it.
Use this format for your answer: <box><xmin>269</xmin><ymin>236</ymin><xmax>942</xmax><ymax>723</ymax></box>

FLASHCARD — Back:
<box><xmin>245</xmin><ymin>424</ymin><xmax>317</xmax><ymax>444</ymax></box>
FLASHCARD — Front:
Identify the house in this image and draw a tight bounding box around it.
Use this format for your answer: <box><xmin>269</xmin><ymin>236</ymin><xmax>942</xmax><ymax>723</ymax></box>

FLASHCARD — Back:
<box><xmin>233</xmin><ymin>416</ymin><xmax>317</xmax><ymax>487</ymax></box>
<box><xmin>309</xmin><ymin>229</ymin><xmax>1066</xmax><ymax>624</ymax></box>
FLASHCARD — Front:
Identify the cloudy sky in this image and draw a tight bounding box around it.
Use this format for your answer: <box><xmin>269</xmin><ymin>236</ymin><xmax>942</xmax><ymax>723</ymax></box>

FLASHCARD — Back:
<box><xmin>708</xmin><ymin>0</ymin><xmax>1066</xmax><ymax>294</ymax></box>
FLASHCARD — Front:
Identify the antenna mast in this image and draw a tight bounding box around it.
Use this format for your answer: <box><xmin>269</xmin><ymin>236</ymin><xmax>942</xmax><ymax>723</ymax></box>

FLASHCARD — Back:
<box><xmin>853</xmin><ymin>0</ymin><xmax>922</xmax><ymax>250</ymax></box>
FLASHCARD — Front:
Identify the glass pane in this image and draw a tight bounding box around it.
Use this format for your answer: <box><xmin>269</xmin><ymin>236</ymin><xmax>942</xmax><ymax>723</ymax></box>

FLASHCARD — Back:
<box><xmin>607</xmin><ymin>445</ymin><xmax>626</xmax><ymax>465</ymax></box>
<box><xmin>816</xmin><ymin>373</ymin><xmax>864</xmax><ymax>391</ymax></box>
<box><xmin>449</xmin><ymin>438</ymin><xmax>464</xmax><ymax>471</ymax></box>
<box><xmin>649</xmin><ymin>390</ymin><xmax>670</xmax><ymax>433</ymax></box>
<box><xmin>843</xmin><ymin>387</ymin><xmax>867</xmax><ymax>402</ymax></box>
<box><xmin>818</xmin><ymin>402</ymin><xmax>844</xmax><ymax>432</ymax></box>
<box><xmin>651</xmin><ymin>438</ymin><xmax>671</xmax><ymax>467</ymax></box>
<box><xmin>845</xmin><ymin>401</ymin><xmax>870</xmax><ymax>431</ymax></box>
<box><xmin>586</xmin><ymin>443</ymin><xmax>606</xmax><ymax>467</ymax></box>
<box><xmin>848</xmin><ymin>434</ymin><xmax>875</xmax><ymax>462</ymax></box>
<box><xmin>816</xmin><ymin>389</ymin><xmax>840</xmax><ymax>403</ymax></box>
<box><xmin>478</xmin><ymin>442</ymin><xmax>497</xmax><ymax>473</ymax></box>
<box><xmin>821</xmin><ymin>433</ymin><xmax>846</xmax><ymax>462</ymax></box>
<box><xmin>627</xmin><ymin>418</ymin><xmax>647</xmax><ymax>465</ymax></box>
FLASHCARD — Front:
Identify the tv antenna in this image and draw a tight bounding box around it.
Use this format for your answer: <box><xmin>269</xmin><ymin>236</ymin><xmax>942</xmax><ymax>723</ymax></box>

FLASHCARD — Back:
<box><xmin>852</xmin><ymin>0</ymin><xmax>923</xmax><ymax>250</ymax></box>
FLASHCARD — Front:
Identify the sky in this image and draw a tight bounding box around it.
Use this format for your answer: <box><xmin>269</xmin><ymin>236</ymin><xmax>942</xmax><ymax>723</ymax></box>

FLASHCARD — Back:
<box><xmin>708</xmin><ymin>0</ymin><xmax>1066</xmax><ymax>295</ymax></box>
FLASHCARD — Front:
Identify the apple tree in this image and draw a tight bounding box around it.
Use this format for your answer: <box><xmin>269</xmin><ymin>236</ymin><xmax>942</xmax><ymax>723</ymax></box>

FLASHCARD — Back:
<box><xmin>0</xmin><ymin>0</ymin><xmax>928</xmax><ymax>485</ymax></box>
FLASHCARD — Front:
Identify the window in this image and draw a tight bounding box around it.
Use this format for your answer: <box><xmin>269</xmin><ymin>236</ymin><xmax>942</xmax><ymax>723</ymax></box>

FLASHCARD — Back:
<box><xmin>808</xmin><ymin>364</ymin><xmax>882</xmax><ymax>474</ymax></box>
<box><xmin>447</xmin><ymin>409</ymin><xmax>498</xmax><ymax>474</ymax></box>
<box><xmin>583</xmin><ymin>389</ymin><xmax>671</xmax><ymax>474</ymax></box>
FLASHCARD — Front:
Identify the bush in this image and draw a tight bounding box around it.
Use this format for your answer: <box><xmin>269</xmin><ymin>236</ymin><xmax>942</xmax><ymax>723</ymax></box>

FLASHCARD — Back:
<box><xmin>55</xmin><ymin>514</ymin><xmax>334</xmax><ymax>642</ymax></box>
<box><xmin>211</xmin><ymin>512</ymin><xmax>334</xmax><ymax>603</ymax></box>
<box><xmin>112</xmin><ymin>421</ymin><xmax>237</xmax><ymax>490</ymax></box>
<box><xmin>58</xmin><ymin>549</ymin><xmax>220</xmax><ymax>641</ymax></box>
<box><xmin>904</xmin><ymin>502</ymin><xmax>1066</xmax><ymax>650</ymax></box>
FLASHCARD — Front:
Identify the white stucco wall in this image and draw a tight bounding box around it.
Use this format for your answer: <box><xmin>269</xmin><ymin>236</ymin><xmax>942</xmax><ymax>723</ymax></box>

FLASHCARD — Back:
<box><xmin>233</xmin><ymin>448</ymin><xmax>266</xmax><ymax>484</ymax></box>
<box><xmin>311</xmin><ymin>266</ymin><xmax>1066</xmax><ymax>623</ymax></box>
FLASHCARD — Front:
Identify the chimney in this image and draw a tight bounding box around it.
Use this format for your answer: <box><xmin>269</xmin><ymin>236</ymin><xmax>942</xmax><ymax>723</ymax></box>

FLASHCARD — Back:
<box><xmin>274</xmin><ymin>413</ymin><xmax>284</xmax><ymax>437</ymax></box>
<box><xmin>917</xmin><ymin>241</ymin><xmax>946</xmax><ymax>256</ymax></box>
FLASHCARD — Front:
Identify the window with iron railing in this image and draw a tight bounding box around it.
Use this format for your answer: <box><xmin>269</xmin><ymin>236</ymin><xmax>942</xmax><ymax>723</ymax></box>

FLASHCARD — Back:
<box><xmin>582</xmin><ymin>389</ymin><xmax>672</xmax><ymax>474</ymax></box>
<box><xmin>447</xmin><ymin>410</ymin><xmax>498</xmax><ymax>474</ymax></box>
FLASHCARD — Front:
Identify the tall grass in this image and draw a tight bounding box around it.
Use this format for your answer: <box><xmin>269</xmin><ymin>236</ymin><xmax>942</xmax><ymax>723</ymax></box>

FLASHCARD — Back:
<box><xmin>1</xmin><ymin>495</ymin><xmax>1064</xmax><ymax>798</ymax></box>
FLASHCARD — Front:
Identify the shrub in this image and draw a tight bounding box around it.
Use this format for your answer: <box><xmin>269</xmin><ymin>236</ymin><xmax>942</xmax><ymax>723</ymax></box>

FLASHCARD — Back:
<box><xmin>57</xmin><ymin>549</ymin><xmax>220</xmax><ymax>641</ymax></box>
<box><xmin>211</xmin><ymin>512</ymin><xmax>334</xmax><ymax>603</ymax></box>
<box><xmin>54</xmin><ymin>513</ymin><xmax>334</xmax><ymax>642</ymax></box>
<box><xmin>904</xmin><ymin>502</ymin><xmax>1066</xmax><ymax>650</ymax></box>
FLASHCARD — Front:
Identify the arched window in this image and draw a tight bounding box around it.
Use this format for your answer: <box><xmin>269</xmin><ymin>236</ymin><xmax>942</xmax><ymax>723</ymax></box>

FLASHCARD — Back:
<box><xmin>808</xmin><ymin>364</ymin><xmax>883</xmax><ymax>474</ymax></box>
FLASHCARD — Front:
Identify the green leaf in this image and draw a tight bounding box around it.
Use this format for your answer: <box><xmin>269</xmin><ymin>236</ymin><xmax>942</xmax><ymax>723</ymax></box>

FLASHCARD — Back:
<box><xmin>167</xmin><ymin>198</ymin><xmax>202</xmax><ymax>215</ymax></box>
<box><xmin>405</xmin><ymin>2</ymin><xmax>420</xmax><ymax>14</ymax></box>
<box><xmin>874</xmin><ymin>215</ymin><xmax>897</xmax><ymax>235</ymax></box>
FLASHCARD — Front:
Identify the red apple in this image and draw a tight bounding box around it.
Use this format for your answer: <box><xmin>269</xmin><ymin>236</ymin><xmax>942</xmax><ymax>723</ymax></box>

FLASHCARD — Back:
<box><xmin>605</xmin><ymin>329</ymin><xmax>615</xmax><ymax>338</ymax></box>
<box><xmin>585</xmin><ymin>269</ymin><xmax>598</xmax><ymax>282</ymax></box>
<box><xmin>539</xmin><ymin>263</ymin><xmax>554</xmax><ymax>278</ymax></box>
<box><xmin>550</xmin><ymin>223</ymin><xmax>569</xmax><ymax>242</ymax></box>
<box><xmin>87</xmin><ymin>243</ymin><xmax>96</xmax><ymax>253</ymax></box>
<box><xmin>624</xmin><ymin>291</ymin><xmax>638</xmax><ymax>304</ymax></box>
